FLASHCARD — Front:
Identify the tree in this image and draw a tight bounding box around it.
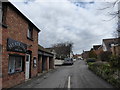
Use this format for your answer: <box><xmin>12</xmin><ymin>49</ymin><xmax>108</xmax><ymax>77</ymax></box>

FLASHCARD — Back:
<box><xmin>52</xmin><ymin>42</ymin><xmax>73</xmax><ymax>59</ymax></box>
<box><xmin>98</xmin><ymin>0</ymin><xmax>120</xmax><ymax>38</ymax></box>
<box><xmin>88</xmin><ymin>50</ymin><xmax>97</xmax><ymax>59</ymax></box>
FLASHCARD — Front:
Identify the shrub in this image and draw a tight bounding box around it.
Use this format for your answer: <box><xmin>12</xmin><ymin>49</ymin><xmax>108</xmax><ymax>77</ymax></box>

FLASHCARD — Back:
<box><xmin>99</xmin><ymin>51</ymin><xmax>112</xmax><ymax>61</ymax></box>
<box><xmin>109</xmin><ymin>55</ymin><xmax>120</xmax><ymax>70</ymax></box>
<box><xmin>88</xmin><ymin>61</ymin><xmax>120</xmax><ymax>88</ymax></box>
<box><xmin>88</xmin><ymin>50</ymin><xmax>97</xmax><ymax>59</ymax></box>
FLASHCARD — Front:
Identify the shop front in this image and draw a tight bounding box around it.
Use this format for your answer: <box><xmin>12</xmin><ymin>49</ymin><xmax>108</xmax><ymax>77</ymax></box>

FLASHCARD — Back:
<box><xmin>7</xmin><ymin>38</ymin><xmax>27</xmax><ymax>74</ymax></box>
<box><xmin>1</xmin><ymin>2</ymin><xmax>40</xmax><ymax>88</ymax></box>
<box><xmin>2</xmin><ymin>38</ymin><xmax>39</xmax><ymax>88</ymax></box>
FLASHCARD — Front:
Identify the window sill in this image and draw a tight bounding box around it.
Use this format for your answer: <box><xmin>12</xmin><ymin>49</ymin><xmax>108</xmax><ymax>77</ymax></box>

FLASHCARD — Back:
<box><xmin>1</xmin><ymin>23</ymin><xmax>8</xmax><ymax>28</ymax></box>
<box><xmin>8</xmin><ymin>71</ymin><xmax>24</xmax><ymax>75</ymax></box>
<box><xmin>27</xmin><ymin>37</ymin><xmax>34</xmax><ymax>41</ymax></box>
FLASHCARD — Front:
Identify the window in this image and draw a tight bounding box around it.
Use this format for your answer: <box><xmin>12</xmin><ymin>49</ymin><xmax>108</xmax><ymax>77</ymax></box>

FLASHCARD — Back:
<box><xmin>2</xmin><ymin>3</ymin><xmax>7</xmax><ymax>25</ymax></box>
<box><xmin>33</xmin><ymin>57</ymin><xmax>37</xmax><ymax>68</ymax></box>
<box><xmin>8</xmin><ymin>55</ymin><xmax>24</xmax><ymax>74</ymax></box>
<box><xmin>27</xmin><ymin>24</ymin><xmax>33</xmax><ymax>40</ymax></box>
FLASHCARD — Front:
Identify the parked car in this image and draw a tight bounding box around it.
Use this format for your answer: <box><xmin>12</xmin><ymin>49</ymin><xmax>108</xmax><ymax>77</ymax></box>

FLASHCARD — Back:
<box><xmin>63</xmin><ymin>58</ymin><xmax>74</xmax><ymax>65</ymax></box>
<box><xmin>86</xmin><ymin>58</ymin><xmax>96</xmax><ymax>63</ymax></box>
<box><xmin>73</xmin><ymin>58</ymin><xmax>76</xmax><ymax>62</ymax></box>
<box><xmin>54</xmin><ymin>59</ymin><xmax>64</xmax><ymax>66</ymax></box>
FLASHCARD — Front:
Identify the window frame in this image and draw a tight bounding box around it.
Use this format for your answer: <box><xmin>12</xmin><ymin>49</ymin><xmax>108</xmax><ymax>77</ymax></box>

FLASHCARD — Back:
<box><xmin>2</xmin><ymin>3</ymin><xmax>7</xmax><ymax>25</ymax></box>
<box><xmin>27</xmin><ymin>24</ymin><xmax>33</xmax><ymax>40</ymax></box>
<box><xmin>8</xmin><ymin>54</ymin><xmax>25</xmax><ymax>74</ymax></box>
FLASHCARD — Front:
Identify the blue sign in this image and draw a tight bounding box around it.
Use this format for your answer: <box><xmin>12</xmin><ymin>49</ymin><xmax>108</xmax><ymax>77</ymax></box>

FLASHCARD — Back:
<box><xmin>7</xmin><ymin>38</ymin><xmax>27</xmax><ymax>53</ymax></box>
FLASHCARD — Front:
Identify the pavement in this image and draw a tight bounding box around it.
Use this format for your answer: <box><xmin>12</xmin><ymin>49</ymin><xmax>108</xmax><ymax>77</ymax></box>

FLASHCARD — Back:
<box><xmin>11</xmin><ymin>60</ymin><xmax>113</xmax><ymax>88</ymax></box>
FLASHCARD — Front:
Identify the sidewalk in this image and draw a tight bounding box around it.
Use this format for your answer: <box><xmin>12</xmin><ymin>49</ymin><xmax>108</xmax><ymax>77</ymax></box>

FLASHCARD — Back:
<box><xmin>10</xmin><ymin>67</ymin><xmax>59</xmax><ymax>89</ymax></box>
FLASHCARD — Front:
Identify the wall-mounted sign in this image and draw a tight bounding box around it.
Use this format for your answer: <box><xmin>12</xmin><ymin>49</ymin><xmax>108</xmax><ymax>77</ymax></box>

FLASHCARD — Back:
<box><xmin>33</xmin><ymin>57</ymin><xmax>37</xmax><ymax>68</ymax></box>
<box><xmin>7</xmin><ymin>38</ymin><xmax>27</xmax><ymax>53</ymax></box>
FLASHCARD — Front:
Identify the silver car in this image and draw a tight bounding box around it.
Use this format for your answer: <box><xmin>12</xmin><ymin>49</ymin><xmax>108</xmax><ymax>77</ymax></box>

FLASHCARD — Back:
<box><xmin>63</xmin><ymin>58</ymin><xmax>74</xmax><ymax>65</ymax></box>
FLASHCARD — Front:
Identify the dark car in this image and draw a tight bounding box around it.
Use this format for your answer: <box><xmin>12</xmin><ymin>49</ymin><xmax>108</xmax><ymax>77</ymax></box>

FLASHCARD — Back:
<box><xmin>86</xmin><ymin>58</ymin><xmax>96</xmax><ymax>63</ymax></box>
<box><xmin>63</xmin><ymin>58</ymin><xmax>74</xmax><ymax>65</ymax></box>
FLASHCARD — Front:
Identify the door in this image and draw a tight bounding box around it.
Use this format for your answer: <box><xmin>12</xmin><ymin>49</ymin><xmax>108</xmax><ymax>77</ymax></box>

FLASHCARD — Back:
<box><xmin>25</xmin><ymin>54</ymin><xmax>30</xmax><ymax>80</ymax></box>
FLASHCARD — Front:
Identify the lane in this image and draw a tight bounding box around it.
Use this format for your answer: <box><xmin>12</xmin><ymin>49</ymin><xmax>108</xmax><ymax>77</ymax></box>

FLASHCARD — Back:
<box><xmin>14</xmin><ymin>60</ymin><xmax>113</xmax><ymax>88</ymax></box>
<box><xmin>33</xmin><ymin>66</ymin><xmax>71</xmax><ymax>88</ymax></box>
<box><xmin>70</xmin><ymin>60</ymin><xmax>113</xmax><ymax>88</ymax></box>
<box><xmin>15</xmin><ymin>65</ymin><xmax>73</xmax><ymax>88</ymax></box>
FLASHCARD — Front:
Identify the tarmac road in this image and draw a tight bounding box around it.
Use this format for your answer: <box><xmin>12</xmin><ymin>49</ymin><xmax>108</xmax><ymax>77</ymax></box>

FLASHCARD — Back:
<box><xmin>14</xmin><ymin>60</ymin><xmax>113</xmax><ymax>88</ymax></box>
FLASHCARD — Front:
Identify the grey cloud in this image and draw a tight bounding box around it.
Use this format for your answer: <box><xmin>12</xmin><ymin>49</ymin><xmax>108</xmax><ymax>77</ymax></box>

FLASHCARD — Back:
<box><xmin>11</xmin><ymin>0</ymin><xmax>117</xmax><ymax>54</ymax></box>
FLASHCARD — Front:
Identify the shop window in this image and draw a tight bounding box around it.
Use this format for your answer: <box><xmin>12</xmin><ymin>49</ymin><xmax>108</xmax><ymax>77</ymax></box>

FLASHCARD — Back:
<box><xmin>27</xmin><ymin>24</ymin><xmax>33</xmax><ymax>40</ymax></box>
<box><xmin>8</xmin><ymin>55</ymin><xmax>24</xmax><ymax>74</ymax></box>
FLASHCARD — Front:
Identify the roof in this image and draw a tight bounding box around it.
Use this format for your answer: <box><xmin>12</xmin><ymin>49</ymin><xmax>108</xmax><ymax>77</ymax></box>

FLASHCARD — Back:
<box><xmin>38</xmin><ymin>45</ymin><xmax>54</xmax><ymax>55</ymax></box>
<box><xmin>45</xmin><ymin>47</ymin><xmax>55</xmax><ymax>52</ymax></box>
<box><xmin>83</xmin><ymin>51</ymin><xmax>90</xmax><ymax>53</ymax></box>
<box><xmin>103</xmin><ymin>38</ymin><xmax>119</xmax><ymax>51</ymax></box>
<box><xmin>3</xmin><ymin>1</ymin><xmax>41</xmax><ymax>32</ymax></box>
<box><xmin>93</xmin><ymin>45</ymin><xmax>101</xmax><ymax>50</ymax></box>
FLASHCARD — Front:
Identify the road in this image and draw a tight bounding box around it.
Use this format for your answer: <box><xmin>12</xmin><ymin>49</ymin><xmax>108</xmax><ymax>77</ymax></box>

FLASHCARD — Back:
<box><xmin>14</xmin><ymin>60</ymin><xmax>113</xmax><ymax>88</ymax></box>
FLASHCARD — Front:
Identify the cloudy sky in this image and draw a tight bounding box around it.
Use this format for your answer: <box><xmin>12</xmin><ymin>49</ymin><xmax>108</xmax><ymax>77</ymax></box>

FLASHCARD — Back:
<box><xmin>10</xmin><ymin>0</ymin><xmax>118</xmax><ymax>54</ymax></box>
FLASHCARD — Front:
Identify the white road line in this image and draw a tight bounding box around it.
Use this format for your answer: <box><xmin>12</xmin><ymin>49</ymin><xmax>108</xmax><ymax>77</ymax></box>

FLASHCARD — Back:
<box><xmin>68</xmin><ymin>76</ymin><xmax>71</xmax><ymax>89</ymax></box>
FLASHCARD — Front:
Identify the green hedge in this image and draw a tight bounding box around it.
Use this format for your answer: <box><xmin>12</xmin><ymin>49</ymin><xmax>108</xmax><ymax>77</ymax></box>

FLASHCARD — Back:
<box><xmin>88</xmin><ymin>62</ymin><xmax>120</xmax><ymax>88</ymax></box>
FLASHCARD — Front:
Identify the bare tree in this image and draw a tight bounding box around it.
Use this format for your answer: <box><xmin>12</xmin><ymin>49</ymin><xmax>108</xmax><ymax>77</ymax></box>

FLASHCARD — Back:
<box><xmin>52</xmin><ymin>42</ymin><xmax>73</xmax><ymax>59</ymax></box>
<box><xmin>98</xmin><ymin>0</ymin><xmax>120</xmax><ymax>39</ymax></box>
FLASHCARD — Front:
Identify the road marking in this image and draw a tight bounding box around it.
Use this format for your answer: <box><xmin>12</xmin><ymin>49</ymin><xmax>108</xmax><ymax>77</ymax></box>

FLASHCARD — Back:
<box><xmin>68</xmin><ymin>76</ymin><xmax>71</xmax><ymax>89</ymax></box>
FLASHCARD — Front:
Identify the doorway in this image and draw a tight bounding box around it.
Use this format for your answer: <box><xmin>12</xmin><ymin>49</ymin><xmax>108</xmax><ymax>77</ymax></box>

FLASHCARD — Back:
<box><xmin>25</xmin><ymin>54</ymin><xmax>30</xmax><ymax>80</ymax></box>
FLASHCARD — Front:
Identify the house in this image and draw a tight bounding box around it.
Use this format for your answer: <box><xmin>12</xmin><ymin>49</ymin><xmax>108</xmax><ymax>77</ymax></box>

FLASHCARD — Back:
<box><xmin>38</xmin><ymin>45</ymin><xmax>55</xmax><ymax>73</ymax></box>
<box><xmin>0</xmin><ymin>2</ymin><xmax>40</xmax><ymax>88</ymax></box>
<box><xmin>73</xmin><ymin>54</ymin><xmax>82</xmax><ymax>60</ymax></box>
<box><xmin>102</xmin><ymin>38</ymin><xmax>118</xmax><ymax>52</ymax></box>
<box><xmin>102</xmin><ymin>38</ymin><xmax>119</xmax><ymax>56</ymax></box>
<box><xmin>111</xmin><ymin>44</ymin><xmax>120</xmax><ymax>56</ymax></box>
<box><xmin>92</xmin><ymin>45</ymin><xmax>103</xmax><ymax>60</ymax></box>
<box><xmin>82</xmin><ymin>51</ymin><xmax>90</xmax><ymax>60</ymax></box>
<box><xmin>93</xmin><ymin>45</ymin><xmax>101</xmax><ymax>51</ymax></box>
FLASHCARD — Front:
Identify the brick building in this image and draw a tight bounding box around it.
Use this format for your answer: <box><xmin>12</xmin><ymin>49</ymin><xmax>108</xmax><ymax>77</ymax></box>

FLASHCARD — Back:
<box><xmin>38</xmin><ymin>45</ymin><xmax>54</xmax><ymax>73</ymax></box>
<box><xmin>111</xmin><ymin>44</ymin><xmax>120</xmax><ymax>56</ymax></box>
<box><xmin>93</xmin><ymin>45</ymin><xmax>103</xmax><ymax>60</ymax></box>
<box><xmin>0</xmin><ymin>2</ymin><xmax>40</xmax><ymax>88</ymax></box>
<box><xmin>102</xmin><ymin>38</ymin><xmax>118</xmax><ymax>52</ymax></box>
<box><xmin>82</xmin><ymin>51</ymin><xmax>90</xmax><ymax>60</ymax></box>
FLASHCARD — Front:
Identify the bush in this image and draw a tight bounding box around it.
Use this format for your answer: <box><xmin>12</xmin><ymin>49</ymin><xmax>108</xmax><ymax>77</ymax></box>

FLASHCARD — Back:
<box><xmin>99</xmin><ymin>51</ymin><xmax>112</xmax><ymax>61</ymax></box>
<box><xmin>88</xmin><ymin>62</ymin><xmax>120</xmax><ymax>88</ymax></box>
<box><xmin>88</xmin><ymin>50</ymin><xmax>97</xmax><ymax>59</ymax></box>
<box><xmin>109</xmin><ymin>55</ymin><xmax>120</xmax><ymax>70</ymax></box>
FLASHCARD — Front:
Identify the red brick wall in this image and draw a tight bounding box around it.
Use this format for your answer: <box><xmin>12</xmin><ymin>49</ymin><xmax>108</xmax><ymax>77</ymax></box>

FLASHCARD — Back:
<box><xmin>2</xmin><ymin>4</ymin><xmax>39</xmax><ymax>88</ymax></box>
<box><xmin>38</xmin><ymin>55</ymin><xmax>42</xmax><ymax>73</ymax></box>
<box><xmin>111</xmin><ymin>46</ymin><xmax>120</xmax><ymax>56</ymax></box>
<box><xmin>46</xmin><ymin>57</ymin><xmax>49</xmax><ymax>71</ymax></box>
<box><xmin>49</xmin><ymin>57</ymin><xmax>54</xmax><ymax>69</ymax></box>
<box><xmin>94</xmin><ymin>48</ymin><xmax>103</xmax><ymax>60</ymax></box>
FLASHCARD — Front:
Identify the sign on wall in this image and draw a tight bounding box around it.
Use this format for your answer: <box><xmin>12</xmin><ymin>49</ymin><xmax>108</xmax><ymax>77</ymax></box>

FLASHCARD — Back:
<box><xmin>7</xmin><ymin>38</ymin><xmax>27</xmax><ymax>53</ymax></box>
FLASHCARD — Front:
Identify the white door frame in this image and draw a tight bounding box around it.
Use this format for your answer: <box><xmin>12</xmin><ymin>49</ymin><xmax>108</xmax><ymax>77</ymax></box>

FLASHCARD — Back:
<box><xmin>25</xmin><ymin>54</ymin><xmax>30</xmax><ymax>80</ymax></box>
